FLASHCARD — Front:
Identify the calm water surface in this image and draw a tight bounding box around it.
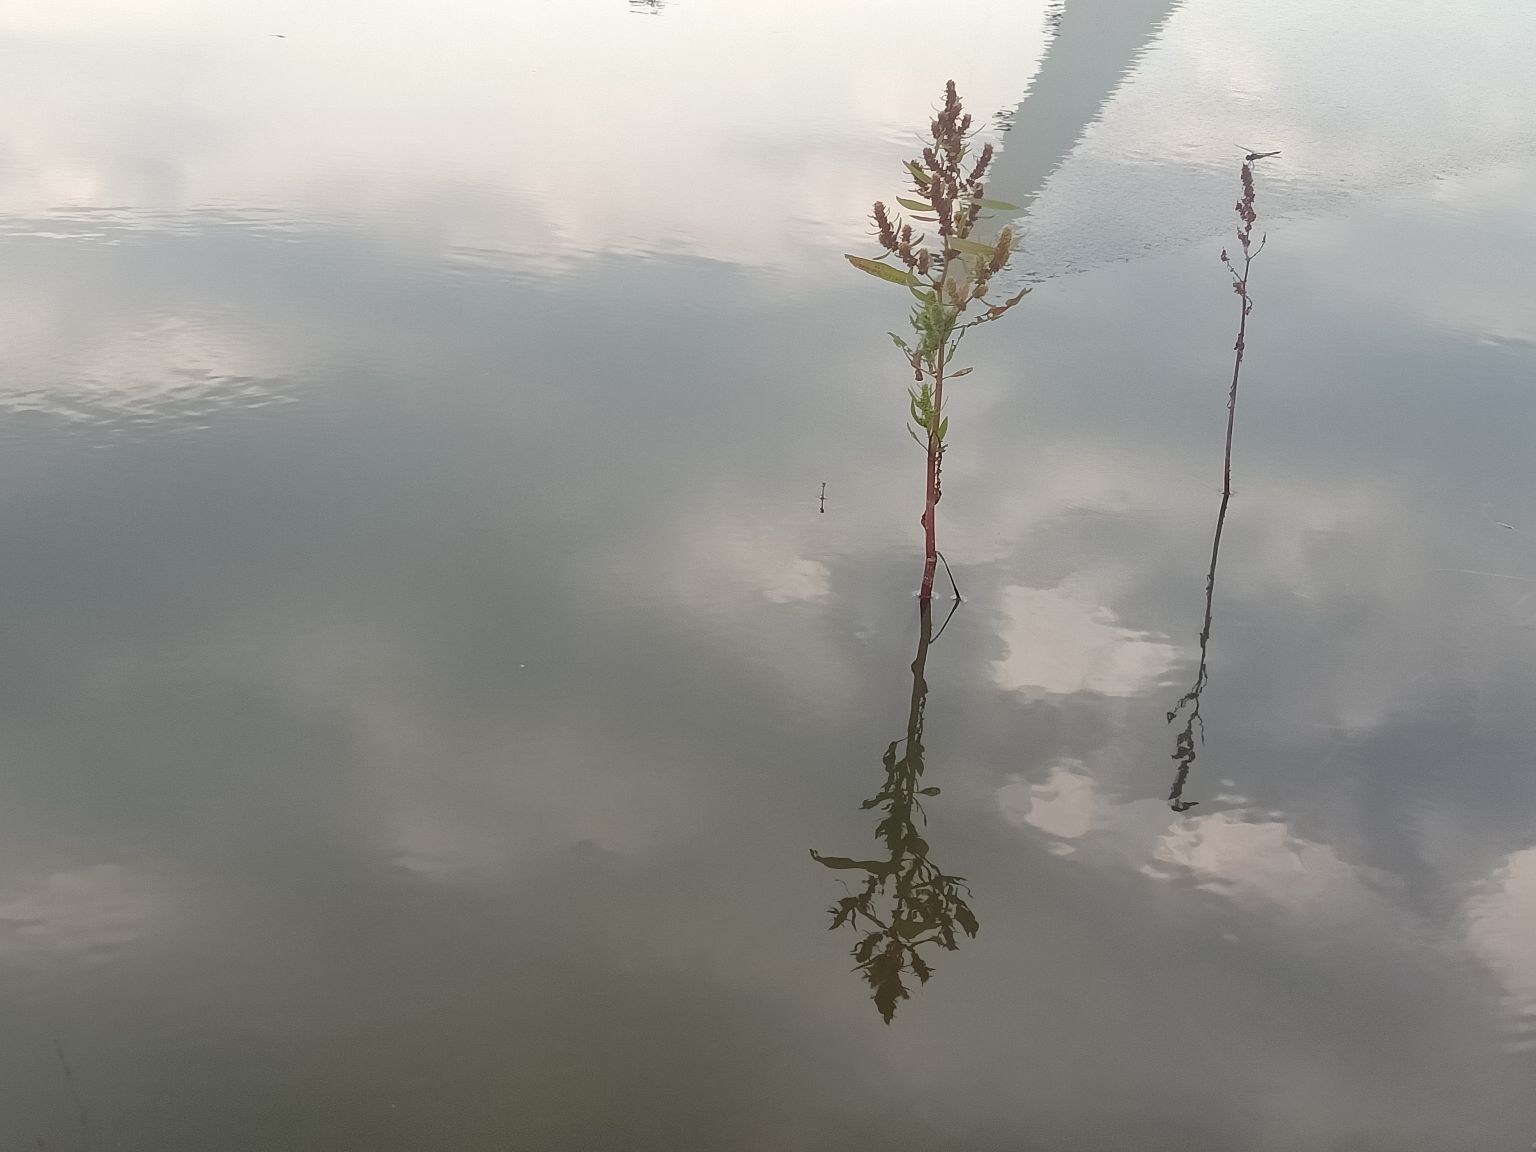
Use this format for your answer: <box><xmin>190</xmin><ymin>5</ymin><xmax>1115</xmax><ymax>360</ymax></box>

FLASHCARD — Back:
<box><xmin>5</xmin><ymin>2</ymin><xmax>1536</xmax><ymax>1148</ymax></box>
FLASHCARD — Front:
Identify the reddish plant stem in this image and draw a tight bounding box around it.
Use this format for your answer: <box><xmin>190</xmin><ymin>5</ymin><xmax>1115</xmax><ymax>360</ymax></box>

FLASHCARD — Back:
<box><xmin>919</xmin><ymin>324</ymin><xmax>947</xmax><ymax>601</ymax></box>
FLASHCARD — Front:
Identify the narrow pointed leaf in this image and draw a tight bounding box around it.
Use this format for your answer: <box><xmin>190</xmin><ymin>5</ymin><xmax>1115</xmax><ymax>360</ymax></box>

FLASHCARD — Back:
<box><xmin>896</xmin><ymin>197</ymin><xmax>933</xmax><ymax>213</ymax></box>
<box><xmin>948</xmin><ymin>236</ymin><xmax>999</xmax><ymax>258</ymax></box>
<box><xmin>978</xmin><ymin>198</ymin><xmax>1020</xmax><ymax>211</ymax></box>
<box><xmin>846</xmin><ymin>254</ymin><xmax>918</xmax><ymax>286</ymax></box>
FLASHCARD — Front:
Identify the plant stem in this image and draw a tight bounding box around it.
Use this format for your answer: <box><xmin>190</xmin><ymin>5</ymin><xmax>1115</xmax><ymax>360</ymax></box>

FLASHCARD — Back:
<box><xmin>919</xmin><ymin>313</ymin><xmax>947</xmax><ymax>601</ymax></box>
<box><xmin>1222</xmin><ymin>267</ymin><xmax>1249</xmax><ymax>499</ymax></box>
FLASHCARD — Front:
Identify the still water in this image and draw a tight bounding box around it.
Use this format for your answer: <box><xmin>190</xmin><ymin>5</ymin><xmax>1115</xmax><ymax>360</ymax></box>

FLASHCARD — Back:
<box><xmin>4</xmin><ymin>1</ymin><xmax>1536</xmax><ymax>1147</ymax></box>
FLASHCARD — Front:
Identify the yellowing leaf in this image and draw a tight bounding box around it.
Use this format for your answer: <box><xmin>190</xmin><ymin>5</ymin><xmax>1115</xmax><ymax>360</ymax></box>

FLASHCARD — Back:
<box><xmin>948</xmin><ymin>236</ymin><xmax>999</xmax><ymax>258</ymax></box>
<box><xmin>845</xmin><ymin>254</ymin><xmax>918</xmax><ymax>286</ymax></box>
<box><xmin>977</xmin><ymin>198</ymin><xmax>1020</xmax><ymax>211</ymax></box>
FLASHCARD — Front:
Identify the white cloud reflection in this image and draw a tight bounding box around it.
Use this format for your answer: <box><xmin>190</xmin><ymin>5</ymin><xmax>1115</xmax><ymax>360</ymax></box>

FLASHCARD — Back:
<box><xmin>0</xmin><ymin>0</ymin><xmax>1050</xmax><ymax>270</ymax></box>
<box><xmin>996</xmin><ymin>760</ymin><xmax>1098</xmax><ymax>852</ymax></box>
<box><xmin>0</xmin><ymin>864</ymin><xmax>174</xmax><ymax>965</ymax></box>
<box><xmin>992</xmin><ymin>577</ymin><xmax>1179</xmax><ymax>697</ymax></box>
<box><xmin>1464</xmin><ymin>847</ymin><xmax>1536</xmax><ymax>1052</ymax></box>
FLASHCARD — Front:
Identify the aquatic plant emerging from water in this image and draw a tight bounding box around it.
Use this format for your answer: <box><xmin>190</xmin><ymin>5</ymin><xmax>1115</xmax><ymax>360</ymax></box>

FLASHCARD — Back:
<box><xmin>1165</xmin><ymin>155</ymin><xmax>1273</xmax><ymax>809</ymax></box>
<box><xmin>811</xmin><ymin>599</ymin><xmax>978</xmax><ymax>1022</ymax></box>
<box><xmin>846</xmin><ymin>81</ymin><xmax>1029</xmax><ymax>601</ymax></box>
<box><xmin>1218</xmin><ymin>158</ymin><xmax>1267</xmax><ymax>498</ymax></box>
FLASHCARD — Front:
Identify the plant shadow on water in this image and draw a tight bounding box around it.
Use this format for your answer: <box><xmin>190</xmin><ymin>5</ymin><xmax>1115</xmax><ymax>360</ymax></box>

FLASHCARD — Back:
<box><xmin>1165</xmin><ymin>155</ymin><xmax>1271</xmax><ymax>811</ymax></box>
<box><xmin>810</xmin><ymin>599</ymin><xmax>979</xmax><ymax>1023</ymax></box>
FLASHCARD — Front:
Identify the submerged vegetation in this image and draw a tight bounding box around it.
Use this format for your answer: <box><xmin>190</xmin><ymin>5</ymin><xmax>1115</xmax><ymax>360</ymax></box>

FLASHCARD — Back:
<box><xmin>811</xmin><ymin>599</ymin><xmax>978</xmax><ymax>1023</ymax></box>
<box><xmin>847</xmin><ymin>81</ymin><xmax>1029</xmax><ymax>602</ymax></box>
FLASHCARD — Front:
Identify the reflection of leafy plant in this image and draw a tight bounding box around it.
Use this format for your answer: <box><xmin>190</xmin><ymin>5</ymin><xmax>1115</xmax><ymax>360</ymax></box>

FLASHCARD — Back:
<box><xmin>846</xmin><ymin>81</ymin><xmax>1029</xmax><ymax>602</ymax></box>
<box><xmin>811</xmin><ymin>601</ymin><xmax>978</xmax><ymax>1022</ymax></box>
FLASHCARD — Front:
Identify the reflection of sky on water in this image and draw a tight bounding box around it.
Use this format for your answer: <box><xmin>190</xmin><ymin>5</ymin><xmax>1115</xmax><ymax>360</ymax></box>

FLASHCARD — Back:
<box><xmin>3</xmin><ymin>0</ymin><xmax>1533</xmax><ymax>274</ymax></box>
<box><xmin>4</xmin><ymin>0</ymin><xmax>1536</xmax><ymax>1147</ymax></box>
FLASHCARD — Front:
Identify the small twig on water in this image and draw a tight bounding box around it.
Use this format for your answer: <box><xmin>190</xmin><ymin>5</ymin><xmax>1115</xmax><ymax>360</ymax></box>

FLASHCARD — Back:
<box><xmin>934</xmin><ymin>549</ymin><xmax>963</xmax><ymax>602</ymax></box>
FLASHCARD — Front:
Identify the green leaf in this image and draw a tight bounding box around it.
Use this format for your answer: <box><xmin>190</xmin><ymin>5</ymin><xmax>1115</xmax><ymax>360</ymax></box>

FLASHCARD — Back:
<box><xmin>919</xmin><ymin>786</ymin><xmax>941</xmax><ymax>796</ymax></box>
<box><xmin>845</xmin><ymin>254</ymin><xmax>918</xmax><ymax>286</ymax></box>
<box><xmin>936</xmin><ymin>417</ymin><xmax>948</xmax><ymax>441</ymax></box>
<box><xmin>948</xmin><ymin>236</ymin><xmax>999</xmax><ymax>258</ymax></box>
<box><xmin>895</xmin><ymin>197</ymin><xmax>933</xmax><ymax>213</ymax></box>
<box><xmin>906</xmin><ymin>161</ymin><xmax>930</xmax><ymax>187</ymax></box>
<box><xmin>977</xmin><ymin>198</ymin><xmax>1020</xmax><ymax>211</ymax></box>
<box><xmin>954</xmin><ymin>902</ymin><xmax>980</xmax><ymax>938</ymax></box>
<box><xmin>949</xmin><ymin>366</ymin><xmax>972</xmax><ymax>378</ymax></box>
<box><xmin>907</xmin><ymin>424</ymin><xmax>926</xmax><ymax>448</ymax></box>
<box><xmin>888</xmin><ymin>332</ymin><xmax>912</xmax><ymax>353</ymax></box>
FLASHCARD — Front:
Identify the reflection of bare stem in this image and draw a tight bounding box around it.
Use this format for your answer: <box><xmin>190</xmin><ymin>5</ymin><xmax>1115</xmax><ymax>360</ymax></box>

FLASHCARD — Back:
<box><xmin>1166</xmin><ymin>157</ymin><xmax>1270</xmax><ymax>810</ymax></box>
<box><xmin>811</xmin><ymin>598</ymin><xmax>977</xmax><ymax>1022</ymax></box>
<box><xmin>1167</xmin><ymin>489</ymin><xmax>1230</xmax><ymax>811</ymax></box>
<box><xmin>54</xmin><ymin>1041</ymin><xmax>90</xmax><ymax>1152</ymax></box>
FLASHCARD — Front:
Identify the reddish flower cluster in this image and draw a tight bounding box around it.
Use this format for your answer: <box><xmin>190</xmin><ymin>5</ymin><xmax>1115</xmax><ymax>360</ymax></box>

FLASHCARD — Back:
<box><xmin>868</xmin><ymin>79</ymin><xmax>1002</xmax><ymax>272</ymax></box>
<box><xmin>1235</xmin><ymin>161</ymin><xmax>1257</xmax><ymax>256</ymax></box>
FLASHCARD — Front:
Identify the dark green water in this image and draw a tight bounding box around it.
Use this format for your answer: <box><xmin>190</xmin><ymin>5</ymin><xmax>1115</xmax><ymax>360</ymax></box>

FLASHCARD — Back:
<box><xmin>4</xmin><ymin>1</ymin><xmax>1536</xmax><ymax>1148</ymax></box>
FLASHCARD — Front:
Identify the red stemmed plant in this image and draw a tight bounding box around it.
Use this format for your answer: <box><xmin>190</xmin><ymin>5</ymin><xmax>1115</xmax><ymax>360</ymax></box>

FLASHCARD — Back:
<box><xmin>847</xmin><ymin>81</ymin><xmax>1028</xmax><ymax>601</ymax></box>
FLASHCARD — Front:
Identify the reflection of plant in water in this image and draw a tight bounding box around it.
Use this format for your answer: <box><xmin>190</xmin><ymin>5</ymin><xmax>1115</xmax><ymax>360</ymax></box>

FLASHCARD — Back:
<box><xmin>811</xmin><ymin>600</ymin><xmax>978</xmax><ymax>1022</ymax></box>
<box><xmin>1166</xmin><ymin>155</ymin><xmax>1272</xmax><ymax>809</ymax></box>
<box><xmin>1166</xmin><ymin>489</ymin><xmax>1230</xmax><ymax>811</ymax></box>
<box><xmin>846</xmin><ymin>81</ymin><xmax>1029</xmax><ymax>602</ymax></box>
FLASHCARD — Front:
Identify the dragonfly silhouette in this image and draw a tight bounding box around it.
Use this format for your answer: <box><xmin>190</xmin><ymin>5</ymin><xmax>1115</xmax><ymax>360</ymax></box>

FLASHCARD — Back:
<box><xmin>1234</xmin><ymin>145</ymin><xmax>1280</xmax><ymax>161</ymax></box>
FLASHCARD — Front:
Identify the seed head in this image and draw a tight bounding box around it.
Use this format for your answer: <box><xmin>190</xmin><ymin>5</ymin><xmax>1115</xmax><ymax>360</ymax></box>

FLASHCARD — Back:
<box><xmin>872</xmin><ymin>201</ymin><xmax>898</xmax><ymax>251</ymax></box>
<box><xmin>968</xmin><ymin>142</ymin><xmax>994</xmax><ymax>186</ymax></box>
